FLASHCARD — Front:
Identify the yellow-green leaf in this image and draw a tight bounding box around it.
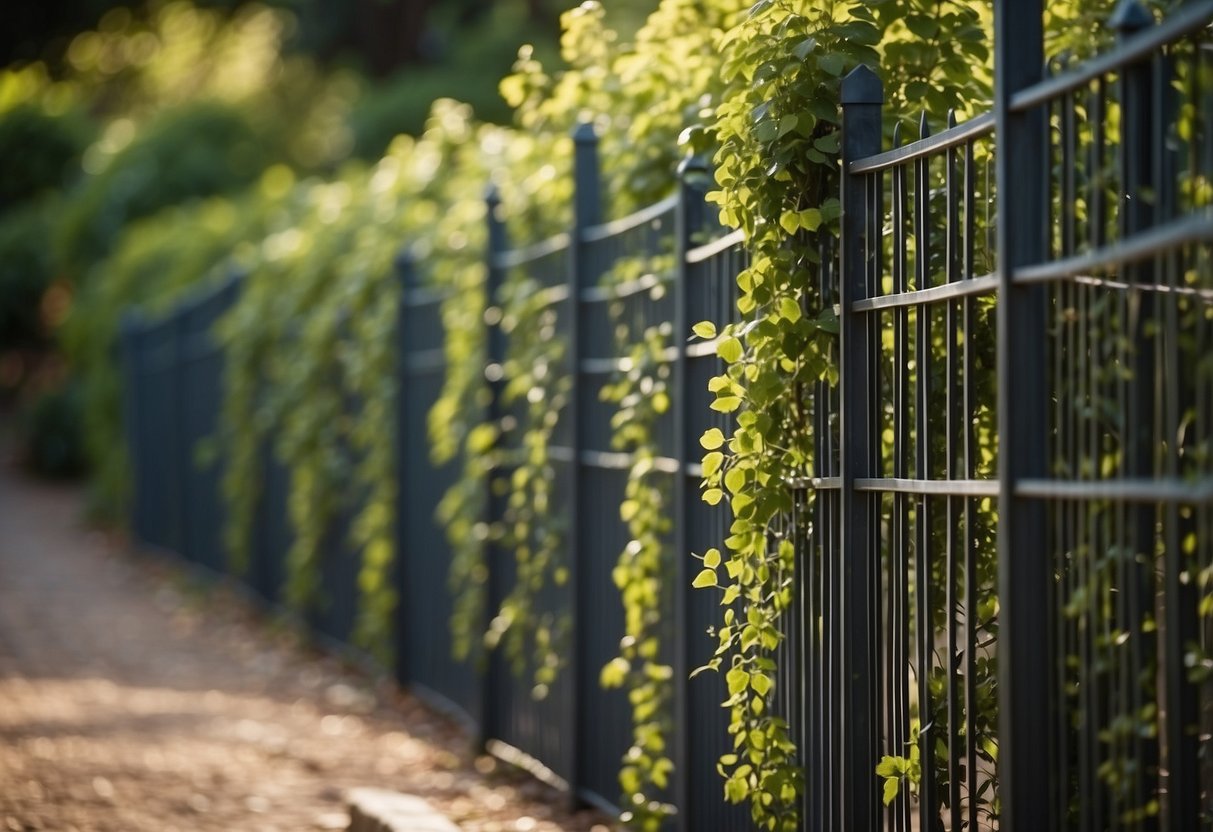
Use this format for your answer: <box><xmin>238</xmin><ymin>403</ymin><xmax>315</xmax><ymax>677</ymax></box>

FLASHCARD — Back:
<box><xmin>717</xmin><ymin>336</ymin><xmax>743</xmax><ymax>363</ymax></box>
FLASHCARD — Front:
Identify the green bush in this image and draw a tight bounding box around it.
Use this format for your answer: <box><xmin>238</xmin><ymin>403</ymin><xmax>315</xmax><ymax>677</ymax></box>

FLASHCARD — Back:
<box><xmin>0</xmin><ymin>199</ymin><xmax>59</xmax><ymax>355</ymax></box>
<box><xmin>55</xmin><ymin>101</ymin><xmax>278</xmax><ymax>276</ymax></box>
<box><xmin>62</xmin><ymin>177</ymin><xmax>295</xmax><ymax>519</ymax></box>
<box><xmin>17</xmin><ymin>381</ymin><xmax>88</xmax><ymax>479</ymax></box>
<box><xmin>0</xmin><ymin>103</ymin><xmax>93</xmax><ymax>211</ymax></box>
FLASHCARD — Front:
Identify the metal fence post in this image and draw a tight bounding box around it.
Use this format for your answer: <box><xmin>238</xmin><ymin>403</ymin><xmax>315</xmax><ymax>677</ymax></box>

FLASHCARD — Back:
<box><xmin>567</xmin><ymin>120</ymin><xmax>602</xmax><ymax>805</ymax></box>
<box><xmin>483</xmin><ymin>184</ymin><xmax>508</xmax><ymax>751</ymax></box>
<box><xmin>672</xmin><ymin>152</ymin><xmax>708</xmax><ymax>830</ymax></box>
<box><xmin>839</xmin><ymin>65</ymin><xmax>883</xmax><ymax>832</ymax></box>
<box><xmin>172</xmin><ymin>308</ymin><xmax>189</xmax><ymax>559</ymax></box>
<box><xmin>993</xmin><ymin>1</ymin><xmax>1053</xmax><ymax>829</ymax></box>
<box><xmin>1112</xmin><ymin>3</ymin><xmax>1168</xmax><ymax>825</ymax></box>
<box><xmin>393</xmin><ymin>246</ymin><xmax>418</xmax><ymax>689</ymax></box>
<box><xmin>119</xmin><ymin>312</ymin><xmax>144</xmax><ymax>547</ymax></box>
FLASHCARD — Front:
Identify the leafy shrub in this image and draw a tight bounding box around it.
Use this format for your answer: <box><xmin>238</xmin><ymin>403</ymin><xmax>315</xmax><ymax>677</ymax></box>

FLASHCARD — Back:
<box><xmin>16</xmin><ymin>380</ymin><xmax>88</xmax><ymax>478</ymax></box>
<box><xmin>0</xmin><ymin>199</ymin><xmax>59</xmax><ymax>356</ymax></box>
<box><xmin>0</xmin><ymin>103</ymin><xmax>93</xmax><ymax>210</ymax></box>
<box><xmin>62</xmin><ymin>174</ymin><xmax>296</xmax><ymax>518</ymax></box>
<box><xmin>55</xmin><ymin>101</ymin><xmax>277</xmax><ymax>276</ymax></box>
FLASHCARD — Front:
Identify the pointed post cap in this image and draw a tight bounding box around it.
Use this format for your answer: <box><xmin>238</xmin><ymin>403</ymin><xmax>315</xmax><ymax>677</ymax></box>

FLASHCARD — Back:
<box><xmin>572</xmin><ymin>120</ymin><xmax>598</xmax><ymax>144</ymax></box>
<box><xmin>676</xmin><ymin>153</ymin><xmax>709</xmax><ymax>179</ymax></box>
<box><xmin>1110</xmin><ymin>0</ymin><xmax>1153</xmax><ymax>36</ymax></box>
<box><xmin>393</xmin><ymin>245</ymin><xmax>417</xmax><ymax>284</ymax></box>
<box><xmin>841</xmin><ymin>65</ymin><xmax>883</xmax><ymax>105</ymax></box>
<box><xmin>484</xmin><ymin>182</ymin><xmax>501</xmax><ymax>207</ymax></box>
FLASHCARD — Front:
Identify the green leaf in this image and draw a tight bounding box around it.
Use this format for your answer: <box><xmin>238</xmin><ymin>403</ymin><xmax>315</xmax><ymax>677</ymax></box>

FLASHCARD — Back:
<box><xmin>704</xmin><ymin>548</ymin><xmax>721</xmax><ymax>568</ymax></box>
<box><xmin>726</xmin><ymin>667</ymin><xmax>749</xmax><ymax>695</ymax></box>
<box><xmin>600</xmin><ymin>657</ymin><xmax>630</xmax><ymax>688</ymax></box>
<box><xmin>750</xmin><ymin>673</ymin><xmax>772</xmax><ymax>696</ymax></box>
<box><xmin>875</xmin><ymin>756</ymin><xmax>904</xmax><ymax>778</ymax></box>
<box><xmin>753</xmin><ymin>119</ymin><xmax>779</xmax><ymax>142</ymax></box>
<box><xmin>717</xmin><ymin>336</ymin><xmax>743</xmax><ymax>363</ymax></box>
<box><xmin>692</xmin><ymin>568</ymin><xmax>719</xmax><ymax>588</ymax></box>
<box><xmin>711</xmin><ymin>396</ymin><xmax>742</xmax><ymax>413</ymax></box>
<box><xmin>778</xmin><ymin>296</ymin><xmax>802</xmax><ymax>322</ymax></box>
<box><xmin>702</xmin><ymin>451</ymin><xmax>725</xmax><ymax>477</ymax></box>
<box><xmin>692</xmin><ymin>320</ymin><xmax>717</xmax><ymax>339</ymax></box>
<box><xmin>882</xmin><ymin>777</ymin><xmax>900</xmax><ymax>805</ymax></box>
<box><xmin>700</xmin><ymin>428</ymin><xmax>726</xmax><ymax>450</ymax></box>
<box><xmin>778</xmin><ymin>210</ymin><xmax>800</xmax><ymax>235</ymax></box>
<box><xmin>791</xmin><ymin>37</ymin><xmax>817</xmax><ymax>60</ymax></box>
<box><xmin>703</xmin><ymin>488</ymin><xmax>724</xmax><ymax>505</ymax></box>
<box><xmin>818</xmin><ymin>53</ymin><xmax>844</xmax><ymax>76</ymax></box>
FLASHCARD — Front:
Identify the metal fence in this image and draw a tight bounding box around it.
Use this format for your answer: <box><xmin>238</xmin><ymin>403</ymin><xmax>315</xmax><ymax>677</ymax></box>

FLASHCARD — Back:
<box><xmin>120</xmin><ymin>1</ymin><xmax>1213</xmax><ymax>830</ymax></box>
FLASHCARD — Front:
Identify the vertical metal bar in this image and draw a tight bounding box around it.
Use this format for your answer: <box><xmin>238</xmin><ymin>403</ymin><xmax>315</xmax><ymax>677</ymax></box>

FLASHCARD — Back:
<box><xmin>891</xmin><ymin>120</ymin><xmax>911</xmax><ymax>832</ymax></box>
<box><xmin>1111</xmin><ymin>6</ymin><xmax>1160</xmax><ymax>827</ymax></box>
<box><xmin>567</xmin><ymin>121</ymin><xmax>602</xmax><ymax>806</ymax></box>
<box><xmin>962</xmin><ymin>137</ymin><xmax>979</xmax><ymax>832</ymax></box>
<box><xmin>944</xmin><ymin>109</ymin><xmax>962</xmax><ymax>832</ymax></box>
<box><xmin>993</xmin><ymin>1</ymin><xmax>1054</xmax><ymax>830</ymax></box>
<box><xmin>393</xmin><ymin>247</ymin><xmax>417</xmax><ymax>688</ymax></box>
<box><xmin>120</xmin><ymin>312</ymin><xmax>144</xmax><ymax>547</ymax></box>
<box><xmin>672</xmin><ymin>153</ymin><xmax>707</xmax><ymax>832</ymax></box>
<box><xmin>482</xmin><ymin>184</ymin><xmax>508</xmax><ymax>751</ymax></box>
<box><xmin>1155</xmin><ymin>43</ymin><xmax>1200</xmax><ymax>832</ymax></box>
<box><xmin>840</xmin><ymin>65</ymin><xmax>883</xmax><ymax>832</ymax></box>
<box><xmin>912</xmin><ymin>111</ymin><xmax>936</xmax><ymax>831</ymax></box>
<box><xmin>173</xmin><ymin>308</ymin><xmax>188</xmax><ymax>559</ymax></box>
<box><xmin>1084</xmin><ymin>74</ymin><xmax>1107</xmax><ymax>832</ymax></box>
<box><xmin>866</xmin><ymin>164</ymin><xmax>886</xmax><ymax>832</ymax></box>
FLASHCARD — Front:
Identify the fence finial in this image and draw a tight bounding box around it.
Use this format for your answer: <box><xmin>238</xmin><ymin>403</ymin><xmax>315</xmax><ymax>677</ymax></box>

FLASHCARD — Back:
<box><xmin>394</xmin><ymin>245</ymin><xmax>418</xmax><ymax>287</ymax></box>
<box><xmin>676</xmin><ymin>152</ymin><xmax>709</xmax><ymax>181</ymax></box>
<box><xmin>572</xmin><ymin>119</ymin><xmax>598</xmax><ymax>145</ymax></box>
<box><xmin>1109</xmin><ymin>0</ymin><xmax>1153</xmax><ymax>35</ymax></box>
<box><xmin>571</xmin><ymin>121</ymin><xmax>602</xmax><ymax>230</ymax></box>
<box><xmin>841</xmin><ymin>65</ymin><xmax>883</xmax><ymax>106</ymax></box>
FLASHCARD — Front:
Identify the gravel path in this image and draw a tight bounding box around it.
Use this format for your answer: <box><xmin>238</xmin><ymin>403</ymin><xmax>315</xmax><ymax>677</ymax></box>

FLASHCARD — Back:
<box><xmin>0</xmin><ymin>448</ymin><xmax>611</xmax><ymax>832</ymax></box>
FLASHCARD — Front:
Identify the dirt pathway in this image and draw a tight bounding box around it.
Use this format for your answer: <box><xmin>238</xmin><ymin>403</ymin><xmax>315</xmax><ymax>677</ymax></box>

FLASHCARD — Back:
<box><xmin>0</xmin><ymin>450</ymin><xmax>611</xmax><ymax>832</ymax></box>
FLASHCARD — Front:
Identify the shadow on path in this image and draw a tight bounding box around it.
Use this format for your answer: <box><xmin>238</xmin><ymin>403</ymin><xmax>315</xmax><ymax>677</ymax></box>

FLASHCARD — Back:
<box><xmin>0</xmin><ymin>436</ymin><xmax>608</xmax><ymax>832</ymax></box>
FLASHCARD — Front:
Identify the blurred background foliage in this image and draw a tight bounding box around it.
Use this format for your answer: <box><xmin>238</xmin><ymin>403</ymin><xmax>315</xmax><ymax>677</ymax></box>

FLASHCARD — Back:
<box><xmin>0</xmin><ymin>0</ymin><xmax>653</xmax><ymax>482</ymax></box>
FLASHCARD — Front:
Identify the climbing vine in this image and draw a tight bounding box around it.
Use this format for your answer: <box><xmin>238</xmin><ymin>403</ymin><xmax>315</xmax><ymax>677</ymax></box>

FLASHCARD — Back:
<box><xmin>694</xmin><ymin>1</ymin><xmax>992</xmax><ymax>829</ymax></box>
<box><xmin>597</xmin><ymin>251</ymin><xmax>679</xmax><ymax>829</ymax></box>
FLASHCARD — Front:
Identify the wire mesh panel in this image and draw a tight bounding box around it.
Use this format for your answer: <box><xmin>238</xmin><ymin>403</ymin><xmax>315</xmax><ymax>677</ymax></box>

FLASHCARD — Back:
<box><xmin>136</xmin><ymin>310</ymin><xmax>185</xmax><ymax>554</ymax></box>
<box><xmin>486</xmin><ymin>236</ymin><xmax>577</xmax><ymax>785</ymax></box>
<box><xmin>794</xmin><ymin>228</ymin><xmax>843</xmax><ymax>832</ymax></box>
<box><xmin>841</xmin><ymin>65</ymin><xmax>1001</xmax><ymax>830</ymax></box>
<box><xmin>178</xmin><ymin>280</ymin><xmax>239</xmax><ymax>575</ymax></box>
<box><xmin>1011</xmin><ymin>7</ymin><xmax>1213</xmax><ymax>829</ymax></box>
<box><xmin>396</xmin><ymin>279</ymin><xmax>479</xmax><ymax>723</ymax></box>
<box><xmin>251</xmin><ymin>437</ymin><xmax>290</xmax><ymax>606</ymax></box>
<box><xmin>681</xmin><ymin>232</ymin><xmax>754</xmax><ymax>832</ymax></box>
<box><xmin>575</xmin><ymin>197</ymin><xmax>679</xmax><ymax>811</ymax></box>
